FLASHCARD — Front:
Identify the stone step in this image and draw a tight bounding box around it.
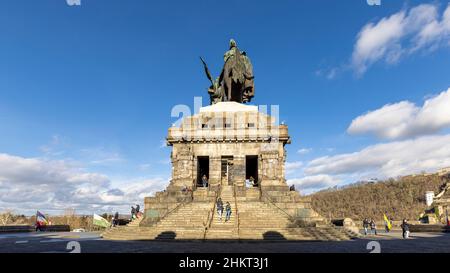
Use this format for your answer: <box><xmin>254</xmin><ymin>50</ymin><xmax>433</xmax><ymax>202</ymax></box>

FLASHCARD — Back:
<box><xmin>103</xmin><ymin>227</ymin><xmax>349</xmax><ymax>241</ymax></box>
<box><xmin>104</xmin><ymin>196</ymin><xmax>347</xmax><ymax>242</ymax></box>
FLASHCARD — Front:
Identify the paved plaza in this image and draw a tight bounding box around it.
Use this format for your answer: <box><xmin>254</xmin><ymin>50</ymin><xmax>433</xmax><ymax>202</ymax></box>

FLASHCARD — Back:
<box><xmin>0</xmin><ymin>231</ymin><xmax>449</xmax><ymax>253</ymax></box>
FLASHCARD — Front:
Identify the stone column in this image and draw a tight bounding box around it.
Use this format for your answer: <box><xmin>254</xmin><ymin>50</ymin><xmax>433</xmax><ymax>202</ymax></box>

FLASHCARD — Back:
<box><xmin>232</xmin><ymin>155</ymin><xmax>246</xmax><ymax>187</ymax></box>
<box><xmin>209</xmin><ymin>156</ymin><xmax>221</xmax><ymax>191</ymax></box>
<box><xmin>260</xmin><ymin>151</ymin><xmax>288</xmax><ymax>192</ymax></box>
<box><xmin>168</xmin><ymin>153</ymin><xmax>194</xmax><ymax>192</ymax></box>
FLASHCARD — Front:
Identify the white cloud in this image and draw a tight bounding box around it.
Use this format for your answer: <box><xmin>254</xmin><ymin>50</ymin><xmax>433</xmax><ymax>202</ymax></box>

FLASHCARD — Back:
<box><xmin>285</xmin><ymin>161</ymin><xmax>303</xmax><ymax>175</ymax></box>
<box><xmin>80</xmin><ymin>147</ymin><xmax>124</xmax><ymax>165</ymax></box>
<box><xmin>39</xmin><ymin>135</ymin><xmax>68</xmax><ymax>157</ymax></box>
<box><xmin>297</xmin><ymin>148</ymin><xmax>312</xmax><ymax>155</ymax></box>
<box><xmin>0</xmin><ymin>153</ymin><xmax>167</xmax><ymax>215</ymax></box>
<box><xmin>159</xmin><ymin>139</ymin><xmax>167</xmax><ymax>148</ymax></box>
<box><xmin>288</xmin><ymin>175</ymin><xmax>341</xmax><ymax>193</ymax></box>
<box><xmin>138</xmin><ymin>163</ymin><xmax>151</xmax><ymax>171</ymax></box>
<box><xmin>352</xmin><ymin>3</ymin><xmax>450</xmax><ymax>75</ymax></box>
<box><xmin>316</xmin><ymin>68</ymin><xmax>340</xmax><ymax>80</ymax></box>
<box><xmin>348</xmin><ymin>87</ymin><xmax>450</xmax><ymax>139</ymax></box>
<box><xmin>304</xmin><ymin>134</ymin><xmax>450</xmax><ymax>179</ymax></box>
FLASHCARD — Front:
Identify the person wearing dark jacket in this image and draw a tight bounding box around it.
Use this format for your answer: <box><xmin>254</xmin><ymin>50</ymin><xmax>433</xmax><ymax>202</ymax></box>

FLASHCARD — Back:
<box><xmin>216</xmin><ymin>198</ymin><xmax>224</xmax><ymax>221</ymax></box>
<box><xmin>401</xmin><ymin>219</ymin><xmax>410</xmax><ymax>239</ymax></box>
<box><xmin>202</xmin><ymin>175</ymin><xmax>208</xmax><ymax>188</ymax></box>
<box><xmin>363</xmin><ymin>218</ymin><xmax>369</xmax><ymax>235</ymax></box>
<box><xmin>370</xmin><ymin>219</ymin><xmax>377</xmax><ymax>235</ymax></box>
<box><xmin>112</xmin><ymin>211</ymin><xmax>119</xmax><ymax>227</ymax></box>
<box><xmin>131</xmin><ymin>206</ymin><xmax>136</xmax><ymax>221</ymax></box>
<box><xmin>136</xmin><ymin>204</ymin><xmax>141</xmax><ymax>218</ymax></box>
<box><xmin>225</xmin><ymin>202</ymin><xmax>232</xmax><ymax>222</ymax></box>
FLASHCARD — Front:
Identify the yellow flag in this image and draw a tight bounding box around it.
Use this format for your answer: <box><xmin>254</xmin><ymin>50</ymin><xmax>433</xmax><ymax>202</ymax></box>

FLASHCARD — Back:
<box><xmin>384</xmin><ymin>214</ymin><xmax>392</xmax><ymax>230</ymax></box>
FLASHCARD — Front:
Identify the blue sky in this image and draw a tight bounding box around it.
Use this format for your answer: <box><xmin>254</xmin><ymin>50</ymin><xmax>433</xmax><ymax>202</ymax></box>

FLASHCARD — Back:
<box><xmin>1</xmin><ymin>0</ymin><xmax>450</xmax><ymax>214</ymax></box>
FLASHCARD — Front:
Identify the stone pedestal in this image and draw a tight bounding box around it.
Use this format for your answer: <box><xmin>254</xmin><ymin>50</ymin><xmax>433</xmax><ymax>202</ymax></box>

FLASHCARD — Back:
<box><xmin>143</xmin><ymin>101</ymin><xmax>325</xmax><ymax>227</ymax></box>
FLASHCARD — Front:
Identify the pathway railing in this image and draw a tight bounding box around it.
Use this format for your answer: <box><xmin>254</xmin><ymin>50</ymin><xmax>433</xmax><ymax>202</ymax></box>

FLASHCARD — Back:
<box><xmin>233</xmin><ymin>184</ymin><xmax>240</xmax><ymax>236</ymax></box>
<box><xmin>260</xmin><ymin>189</ymin><xmax>295</xmax><ymax>222</ymax></box>
<box><xmin>203</xmin><ymin>184</ymin><xmax>221</xmax><ymax>240</ymax></box>
<box><xmin>159</xmin><ymin>195</ymin><xmax>193</xmax><ymax>222</ymax></box>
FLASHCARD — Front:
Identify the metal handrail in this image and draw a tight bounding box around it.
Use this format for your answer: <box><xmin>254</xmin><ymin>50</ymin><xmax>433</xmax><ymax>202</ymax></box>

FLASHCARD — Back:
<box><xmin>210</xmin><ymin>185</ymin><xmax>221</xmax><ymax>229</ymax></box>
<box><xmin>203</xmin><ymin>210</ymin><xmax>212</xmax><ymax>240</ymax></box>
<box><xmin>203</xmin><ymin>184</ymin><xmax>221</xmax><ymax>239</ymax></box>
<box><xmin>233</xmin><ymin>184</ymin><xmax>240</xmax><ymax>236</ymax></box>
<box><xmin>164</xmin><ymin>196</ymin><xmax>193</xmax><ymax>218</ymax></box>
<box><xmin>158</xmin><ymin>195</ymin><xmax>193</xmax><ymax>224</ymax></box>
<box><xmin>260</xmin><ymin>190</ymin><xmax>295</xmax><ymax>222</ymax></box>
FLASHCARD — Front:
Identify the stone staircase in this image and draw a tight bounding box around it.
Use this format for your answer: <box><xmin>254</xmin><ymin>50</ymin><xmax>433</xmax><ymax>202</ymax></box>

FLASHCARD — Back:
<box><xmin>205</xmin><ymin>185</ymin><xmax>238</xmax><ymax>239</ymax></box>
<box><xmin>102</xmin><ymin>188</ymin><xmax>359</xmax><ymax>241</ymax></box>
<box><xmin>236</xmin><ymin>200</ymin><xmax>358</xmax><ymax>241</ymax></box>
<box><xmin>102</xmin><ymin>201</ymin><xmax>212</xmax><ymax>240</ymax></box>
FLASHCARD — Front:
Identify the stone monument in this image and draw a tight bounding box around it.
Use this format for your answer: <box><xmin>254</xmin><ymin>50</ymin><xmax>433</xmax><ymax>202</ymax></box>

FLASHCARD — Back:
<box><xmin>102</xmin><ymin>40</ymin><xmax>357</xmax><ymax>241</ymax></box>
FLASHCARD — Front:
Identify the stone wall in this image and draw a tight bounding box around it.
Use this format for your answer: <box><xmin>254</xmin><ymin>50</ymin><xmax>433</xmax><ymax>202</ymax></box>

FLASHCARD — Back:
<box><xmin>141</xmin><ymin>102</ymin><xmax>326</xmax><ymax>227</ymax></box>
<box><xmin>142</xmin><ymin>191</ymin><xmax>193</xmax><ymax>227</ymax></box>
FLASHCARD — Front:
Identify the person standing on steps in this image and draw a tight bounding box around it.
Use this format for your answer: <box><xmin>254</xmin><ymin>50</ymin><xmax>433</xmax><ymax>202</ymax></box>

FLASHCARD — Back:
<box><xmin>202</xmin><ymin>175</ymin><xmax>208</xmax><ymax>188</ymax></box>
<box><xmin>249</xmin><ymin>176</ymin><xmax>257</xmax><ymax>187</ymax></box>
<box><xmin>225</xmin><ymin>202</ymin><xmax>232</xmax><ymax>222</ymax></box>
<box><xmin>130</xmin><ymin>206</ymin><xmax>136</xmax><ymax>221</ymax></box>
<box><xmin>136</xmin><ymin>204</ymin><xmax>140</xmax><ymax>218</ymax></box>
<box><xmin>112</xmin><ymin>211</ymin><xmax>119</xmax><ymax>227</ymax></box>
<box><xmin>216</xmin><ymin>198</ymin><xmax>224</xmax><ymax>221</ymax></box>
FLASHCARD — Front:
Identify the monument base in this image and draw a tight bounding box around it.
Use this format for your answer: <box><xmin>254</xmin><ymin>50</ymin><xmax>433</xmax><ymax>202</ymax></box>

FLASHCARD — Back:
<box><xmin>102</xmin><ymin>102</ymin><xmax>356</xmax><ymax>241</ymax></box>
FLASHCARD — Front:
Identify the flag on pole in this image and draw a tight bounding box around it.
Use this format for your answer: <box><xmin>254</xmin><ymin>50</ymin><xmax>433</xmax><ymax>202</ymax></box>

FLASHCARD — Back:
<box><xmin>93</xmin><ymin>214</ymin><xmax>110</xmax><ymax>228</ymax></box>
<box><xmin>36</xmin><ymin>211</ymin><xmax>48</xmax><ymax>226</ymax></box>
<box><xmin>383</xmin><ymin>214</ymin><xmax>392</xmax><ymax>230</ymax></box>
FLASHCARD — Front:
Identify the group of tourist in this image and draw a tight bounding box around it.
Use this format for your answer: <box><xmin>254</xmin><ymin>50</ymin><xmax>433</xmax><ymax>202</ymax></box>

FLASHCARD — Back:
<box><xmin>181</xmin><ymin>185</ymin><xmax>193</xmax><ymax>194</ymax></box>
<box><xmin>362</xmin><ymin>217</ymin><xmax>411</xmax><ymax>239</ymax></box>
<box><xmin>216</xmin><ymin>198</ymin><xmax>232</xmax><ymax>222</ymax></box>
<box><xmin>110</xmin><ymin>205</ymin><xmax>141</xmax><ymax>228</ymax></box>
<box><xmin>362</xmin><ymin>218</ymin><xmax>378</xmax><ymax>235</ymax></box>
<box><xmin>130</xmin><ymin>204</ymin><xmax>141</xmax><ymax>221</ymax></box>
<box><xmin>111</xmin><ymin>211</ymin><xmax>119</xmax><ymax>227</ymax></box>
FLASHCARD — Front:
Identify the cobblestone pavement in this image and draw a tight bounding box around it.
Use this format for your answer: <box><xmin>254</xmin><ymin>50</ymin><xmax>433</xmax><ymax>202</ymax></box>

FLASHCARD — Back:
<box><xmin>0</xmin><ymin>231</ymin><xmax>449</xmax><ymax>253</ymax></box>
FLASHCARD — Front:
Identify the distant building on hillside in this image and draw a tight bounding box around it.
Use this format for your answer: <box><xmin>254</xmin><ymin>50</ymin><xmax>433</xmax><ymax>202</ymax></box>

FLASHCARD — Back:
<box><xmin>437</xmin><ymin>167</ymin><xmax>450</xmax><ymax>176</ymax></box>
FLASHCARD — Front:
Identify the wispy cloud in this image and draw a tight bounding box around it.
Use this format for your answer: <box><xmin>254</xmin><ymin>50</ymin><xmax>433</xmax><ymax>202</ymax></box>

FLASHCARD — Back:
<box><xmin>305</xmin><ymin>134</ymin><xmax>450</xmax><ymax>179</ymax></box>
<box><xmin>288</xmin><ymin>175</ymin><xmax>341</xmax><ymax>193</ymax></box>
<box><xmin>80</xmin><ymin>147</ymin><xmax>124</xmax><ymax>165</ymax></box>
<box><xmin>39</xmin><ymin>135</ymin><xmax>68</xmax><ymax>157</ymax></box>
<box><xmin>285</xmin><ymin>161</ymin><xmax>303</xmax><ymax>175</ymax></box>
<box><xmin>352</xmin><ymin>3</ymin><xmax>450</xmax><ymax>75</ymax></box>
<box><xmin>319</xmin><ymin>3</ymin><xmax>450</xmax><ymax>79</ymax></box>
<box><xmin>138</xmin><ymin>163</ymin><xmax>151</xmax><ymax>171</ymax></box>
<box><xmin>348</xmin><ymin>87</ymin><xmax>450</xmax><ymax>139</ymax></box>
<box><xmin>297</xmin><ymin>148</ymin><xmax>312</xmax><ymax>155</ymax></box>
<box><xmin>159</xmin><ymin>139</ymin><xmax>167</xmax><ymax>149</ymax></box>
<box><xmin>0</xmin><ymin>153</ymin><xmax>167</xmax><ymax>215</ymax></box>
<box><xmin>291</xmin><ymin>86</ymin><xmax>450</xmax><ymax>194</ymax></box>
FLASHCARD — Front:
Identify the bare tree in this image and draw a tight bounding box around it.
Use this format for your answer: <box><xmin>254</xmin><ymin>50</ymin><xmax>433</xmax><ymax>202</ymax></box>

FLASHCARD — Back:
<box><xmin>0</xmin><ymin>211</ymin><xmax>14</xmax><ymax>226</ymax></box>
